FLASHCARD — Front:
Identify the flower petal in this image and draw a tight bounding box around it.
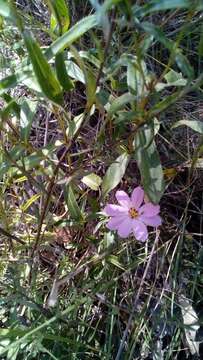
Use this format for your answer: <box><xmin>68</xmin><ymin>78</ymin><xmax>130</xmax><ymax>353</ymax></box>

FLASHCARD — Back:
<box><xmin>104</xmin><ymin>204</ymin><xmax>128</xmax><ymax>217</ymax></box>
<box><xmin>140</xmin><ymin>215</ymin><xmax>162</xmax><ymax>227</ymax></box>
<box><xmin>132</xmin><ymin>219</ymin><xmax>148</xmax><ymax>242</ymax></box>
<box><xmin>117</xmin><ymin>217</ymin><xmax>132</xmax><ymax>238</ymax></box>
<box><xmin>106</xmin><ymin>215</ymin><xmax>127</xmax><ymax>231</ymax></box>
<box><xmin>139</xmin><ymin>203</ymin><xmax>160</xmax><ymax>217</ymax></box>
<box><xmin>131</xmin><ymin>186</ymin><xmax>144</xmax><ymax>209</ymax></box>
<box><xmin>115</xmin><ymin>190</ymin><xmax>131</xmax><ymax>208</ymax></box>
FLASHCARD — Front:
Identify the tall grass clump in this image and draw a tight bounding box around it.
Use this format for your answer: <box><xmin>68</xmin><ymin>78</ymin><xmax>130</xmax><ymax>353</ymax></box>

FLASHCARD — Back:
<box><xmin>0</xmin><ymin>0</ymin><xmax>203</xmax><ymax>359</ymax></box>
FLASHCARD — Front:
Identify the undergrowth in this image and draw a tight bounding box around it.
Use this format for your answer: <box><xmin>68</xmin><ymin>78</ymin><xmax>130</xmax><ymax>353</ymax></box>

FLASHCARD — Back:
<box><xmin>0</xmin><ymin>1</ymin><xmax>203</xmax><ymax>359</ymax></box>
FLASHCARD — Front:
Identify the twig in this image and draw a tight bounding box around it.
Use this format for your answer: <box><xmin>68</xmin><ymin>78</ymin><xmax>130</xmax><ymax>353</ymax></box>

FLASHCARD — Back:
<box><xmin>0</xmin><ymin>226</ymin><xmax>26</xmax><ymax>245</ymax></box>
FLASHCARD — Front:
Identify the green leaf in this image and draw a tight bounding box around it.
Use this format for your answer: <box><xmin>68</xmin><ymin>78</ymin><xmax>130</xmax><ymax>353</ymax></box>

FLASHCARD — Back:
<box><xmin>172</xmin><ymin>120</ymin><xmax>203</xmax><ymax>134</ymax></box>
<box><xmin>64</xmin><ymin>184</ymin><xmax>83</xmax><ymax>220</ymax></box>
<box><xmin>0</xmin><ymin>0</ymin><xmax>12</xmax><ymax>19</ymax></box>
<box><xmin>108</xmin><ymin>255</ymin><xmax>125</xmax><ymax>270</ymax></box>
<box><xmin>65</xmin><ymin>60</ymin><xmax>85</xmax><ymax>83</ymax></box>
<box><xmin>134</xmin><ymin>125</ymin><xmax>165</xmax><ymax>203</ymax></box>
<box><xmin>0</xmin><ymin>73</ymin><xmax>27</xmax><ymax>95</ymax></box>
<box><xmin>135</xmin><ymin>0</ymin><xmax>199</xmax><ymax>17</ymax></box>
<box><xmin>0</xmin><ymin>99</ymin><xmax>20</xmax><ymax>120</ymax></box>
<box><xmin>0</xmin><ymin>145</ymin><xmax>24</xmax><ymax>179</ymax></box>
<box><xmin>164</xmin><ymin>69</ymin><xmax>187</xmax><ymax>86</ymax></box>
<box><xmin>66</xmin><ymin>113</ymin><xmax>85</xmax><ymax>138</ymax></box>
<box><xmin>21</xmin><ymin>193</ymin><xmax>41</xmax><ymax>212</ymax></box>
<box><xmin>55</xmin><ymin>52</ymin><xmax>73</xmax><ymax>91</ymax></box>
<box><xmin>141</xmin><ymin>22</ymin><xmax>173</xmax><ymax>50</ymax></box>
<box><xmin>127</xmin><ymin>58</ymin><xmax>147</xmax><ymax>97</ymax></box>
<box><xmin>46</xmin><ymin>15</ymin><xmax>97</xmax><ymax>60</ymax></box>
<box><xmin>23</xmin><ymin>31</ymin><xmax>63</xmax><ymax>105</ymax></box>
<box><xmin>150</xmin><ymin>92</ymin><xmax>179</xmax><ymax>116</ymax></box>
<box><xmin>175</xmin><ymin>51</ymin><xmax>194</xmax><ymax>80</ymax></box>
<box><xmin>0</xmin><ymin>15</ymin><xmax>97</xmax><ymax>94</ymax></box>
<box><xmin>82</xmin><ymin>173</ymin><xmax>102</xmax><ymax>191</ymax></box>
<box><xmin>20</xmin><ymin>100</ymin><xmax>37</xmax><ymax>143</ymax></box>
<box><xmin>102</xmin><ymin>152</ymin><xmax>130</xmax><ymax>196</ymax></box>
<box><xmin>108</xmin><ymin>93</ymin><xmax>135</xmax><ymax>116</ymax></box>
<box><xmin>47</xmin><ymin>0</ymin><xmax>70</xmax><ymax>35</ymax></box>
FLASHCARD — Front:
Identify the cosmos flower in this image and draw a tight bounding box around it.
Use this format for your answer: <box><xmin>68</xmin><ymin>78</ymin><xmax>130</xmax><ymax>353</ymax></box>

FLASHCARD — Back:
<box><xmin>104</xmin><ymin>186</ymin><xmax>161</xmax><ymax>242</ymax></box>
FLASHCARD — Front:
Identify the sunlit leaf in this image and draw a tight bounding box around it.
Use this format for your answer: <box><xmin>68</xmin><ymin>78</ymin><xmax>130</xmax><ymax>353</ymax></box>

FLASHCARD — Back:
<box><xmin>172</xmin><ymin>120</ymin><xmax>203</xmax><ymax>134</ymax></box>
<box><xmin>179</xmin><ymin>295</ymin><xmax>200</xmax><ymax>356</ymax></box>
<box><xmin>0</xmin><ymin>0</ymin><xmax>12</xmax><ymax>19</ymax></box>
<box><xmin>21</xmin><ymin>193</ymin><xmax>41</xmax><ymax>212</ymax></box>
<box><xmin>66</xmin><ymin>113</ymin><xmax>85</xmax><ymax>138</ymax></box>
<box><xmin>47</xmin><ymin>0</ymin><xmax>70</xmax><ymax>35</ymax></box>
<box><xmin>20</xmin><ymin>100</ymin><xmax>37</xmax><ymax>143</ymax></box>
<box><xmin>102</xmin><ymin>152</ymin><xmax>130</xmax><ymax>196</ymax></box>
<box><xmin>82</xmin><ymin>173</ymin><xmax>102</xmax><ymax>191</ymax></box>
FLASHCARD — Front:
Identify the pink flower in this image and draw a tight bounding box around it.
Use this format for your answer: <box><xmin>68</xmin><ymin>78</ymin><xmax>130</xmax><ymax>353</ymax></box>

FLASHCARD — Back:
<box><xmin>104</xmin><ymin>186</ymin><xmax>161</xmax><ymax>242</ymax></box>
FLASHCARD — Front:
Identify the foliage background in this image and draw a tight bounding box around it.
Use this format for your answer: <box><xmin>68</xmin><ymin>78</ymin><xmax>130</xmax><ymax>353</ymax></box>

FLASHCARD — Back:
<box><xmin>0</xmin><ymin>0</ymin><xmax>203</xmax><ymax>359</ymax></box>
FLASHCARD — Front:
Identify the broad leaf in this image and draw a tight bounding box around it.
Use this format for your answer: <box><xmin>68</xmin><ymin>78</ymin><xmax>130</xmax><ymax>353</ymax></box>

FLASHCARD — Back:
<box><xmin>82</xmin><ymin>173</ymin><xmax>102</xmax><ymax>191</ymax></box>
<box><xmin>108</xmin><ymin>93</ymin><xmax>135</xmax><ymax>116</ymax></box>
<box><xmin>102</xmin><ymin>152</ymin><xmax>130</xmax><ymax>196</ymax></box>
<box><xmin>172</xmin><ymin>120</ymin><xmax>203</xmax><ymax>134</ymax></box>
<box><xmin>66</xmin><ymin>113</ymin><xmax>85</xmax><ymax>138</ymax></box>
<box><xmin>179</xmin><ymin>295</ymin><xmax>200</xmax><ymax>356</ymax></box>
<box><xmin>0</xmin><ymin>0</ymin><xmax>12</xmax><ymax>19</ymax></box>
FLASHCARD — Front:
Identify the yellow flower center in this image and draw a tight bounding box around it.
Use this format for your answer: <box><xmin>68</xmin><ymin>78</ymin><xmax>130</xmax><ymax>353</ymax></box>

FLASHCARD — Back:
<box><xmin>129</xmin><ymin>207</ymin><xmax>138</xmax><ymax>219</ymax></box>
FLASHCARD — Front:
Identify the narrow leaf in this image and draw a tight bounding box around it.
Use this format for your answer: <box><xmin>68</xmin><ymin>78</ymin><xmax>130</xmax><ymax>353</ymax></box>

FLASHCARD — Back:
<box><xmin>23</xmin><ymin>31</ymin><xmax>63</xmax><ymax>105</ymax></box>
<box><xmin>0</xmin><ymin>15</ymin><xmax>97</xmax><ymax>94</ymax></box>
<box><xmin>21</xmin><ymin>193</ymin><xmax>41</xmax><ymax>212</ymax></box>
<box><xmin>134</xmin><ymin>126</ymin><xmax>165</xmax><ymax>203</ymax></box>
<box><xmin>175</xmin><ymin>51</ymin><xmax>194</xmax><ymax>79</ymax></box>
<box><xmin>46</xmin><ymin>15</ymin><xmax>97</xmax><ymax>60</ymax></box>
<box><xmin>64</xmin><ymin>184</ymin><xmax>83</xmax><ymax>220</ymax></box>
<box><xmin>20</xmin><ymin>100</ymin><xmax>37</xmax><ymax>143</ymax></box>
<box><xmin>48</xmin><ymin>0</ymin><xmax>70</xmax><ymax>35</ymax></box>
<box><xmin>55</xmin><ymin>52</ymin><xmax>73</xmax><ymax>91</ymax></box>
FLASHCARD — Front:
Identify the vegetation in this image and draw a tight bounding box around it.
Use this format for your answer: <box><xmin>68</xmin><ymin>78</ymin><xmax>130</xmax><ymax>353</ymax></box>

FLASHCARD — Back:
<box><xmin>0</xmin><ymin>0</ymin><xmax>203</xmax><ymax>358</ymax></box>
